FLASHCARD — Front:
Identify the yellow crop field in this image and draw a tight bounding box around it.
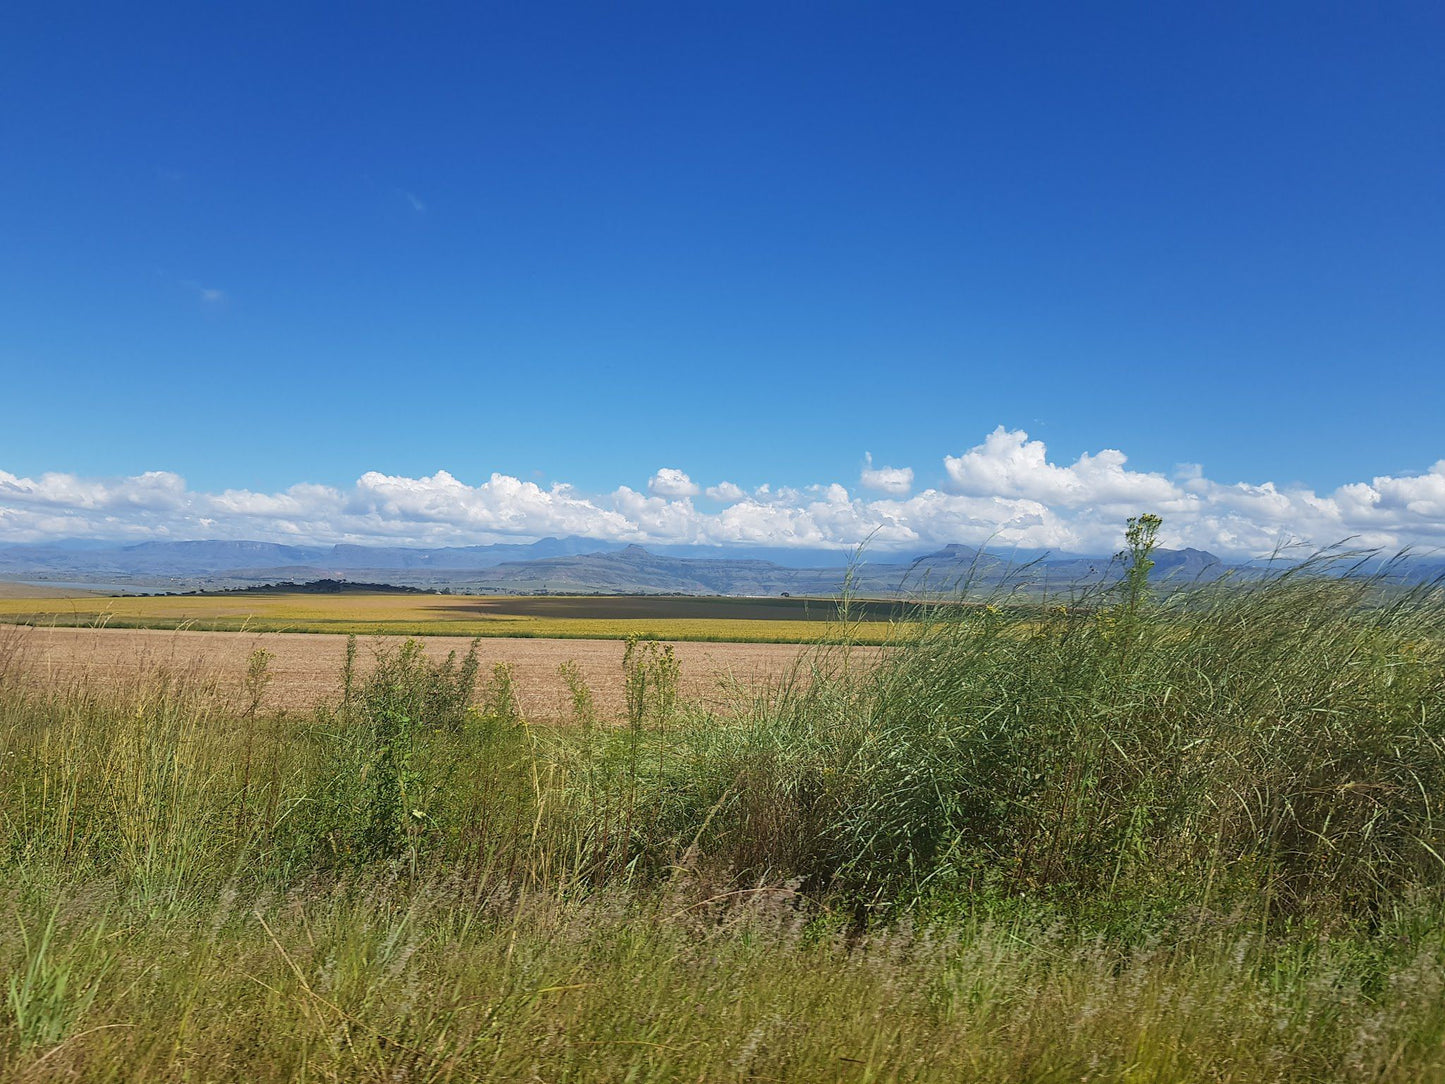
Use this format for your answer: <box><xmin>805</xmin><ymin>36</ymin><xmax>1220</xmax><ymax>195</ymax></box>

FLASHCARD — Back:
<box><xmin>0</xmin><ymin>591</ymin><xmax>907</xmax><ymax>644</ymax></box>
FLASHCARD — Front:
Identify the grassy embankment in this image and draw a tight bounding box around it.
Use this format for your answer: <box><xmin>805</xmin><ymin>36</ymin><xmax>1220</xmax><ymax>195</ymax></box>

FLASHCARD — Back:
<box><xmin>2</xmin><ymin>524</ymin><xmax>1444</xmax><ymax>1081</ymax></box>
<box><xmin>0</xmin><ymin>592</ymin><xmax>911</xmax><ymax>644</ymax></box>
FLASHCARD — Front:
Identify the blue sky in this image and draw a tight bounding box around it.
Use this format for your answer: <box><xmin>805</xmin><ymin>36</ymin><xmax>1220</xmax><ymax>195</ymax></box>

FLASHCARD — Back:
<box><xmin>2</xmin><ymin>4</ymin><xmax>1442</xmax><ymax>555</ymax></box>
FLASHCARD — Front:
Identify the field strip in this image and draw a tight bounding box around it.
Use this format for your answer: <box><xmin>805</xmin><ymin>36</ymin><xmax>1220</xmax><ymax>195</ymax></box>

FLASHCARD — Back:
<box><xmin>0</xmin><ymin>590</ymin><xmax>907</xmax><ymax>644</ymax></box>
<box><xmin>3</xmin><ymin>625</ymin><xmax>847</xmax><ymax>723</ymax></box>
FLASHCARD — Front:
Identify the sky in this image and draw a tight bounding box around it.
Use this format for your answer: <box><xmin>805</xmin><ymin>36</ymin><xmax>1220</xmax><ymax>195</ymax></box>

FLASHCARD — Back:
<box><xmin>2</xmin><ymin>3</ymin><xmax>1442</xmax><ymax>557</ymax></box>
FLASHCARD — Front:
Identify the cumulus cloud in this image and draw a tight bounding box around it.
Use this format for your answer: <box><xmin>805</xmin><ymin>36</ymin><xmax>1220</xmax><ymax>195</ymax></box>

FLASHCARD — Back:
<box><xmin>944</xmin><ymin>426</ymin><xmax>1176</xmax><ymax>507</ymax></box>
<box><xmin>1</xmin><ymin>430</ymin><xmax>1443</xmax><ymax>558</ymax></box>
<box><xmin>647</xmin><ymin>468</ymin><xmax>700</xmax><ymax>498</ymax></box>
<box><xmin>705</xmin><ymin>481</ymin><xmax>747</xmax><ymax>503</ymax></box>
<box><xmin>860</xmin><ymin>453</ymin><xmax>914</xmax><ymax>495</ymax></box>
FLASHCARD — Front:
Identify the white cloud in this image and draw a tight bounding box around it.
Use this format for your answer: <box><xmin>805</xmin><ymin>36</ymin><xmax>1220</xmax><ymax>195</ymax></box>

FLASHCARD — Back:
<box><xmin>705</xmin><ymin>481</ymin><xmax>747</xmax><ymax>503</ymax></box>
<box><xmin>1</xmin><ymin>430</ymin><xmax>1442</xmax><ymax>558</ymax></box>
<box><xmin>944</xmin><ymin>426</ymin><xmax>1176</xmax><ymax>507</ymax></box>
<box><xmin>0</xmin><ymin>469</ymin><xmax>188</xmax><ymax>512</ymax></box>
<box><xmin>647</xmin><ymin>468</ymin><xmax>700</xmax><ymax>498</ymax></box>
<box><xmin>860</xmin><ymin>453</ymin><xmax>914</xmax><ymax>495</ymax></box>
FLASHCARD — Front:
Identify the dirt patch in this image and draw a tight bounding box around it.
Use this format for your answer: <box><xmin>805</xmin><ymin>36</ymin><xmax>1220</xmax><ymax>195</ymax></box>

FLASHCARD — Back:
<box><xmin>4</xmin><ymin>625</ymin><xmax>839</xmax><ymax>723</ymax></box>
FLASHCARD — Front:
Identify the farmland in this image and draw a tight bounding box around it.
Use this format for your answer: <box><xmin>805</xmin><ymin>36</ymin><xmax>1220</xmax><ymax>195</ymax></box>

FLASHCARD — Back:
<box><xmin>0</xmin><ymin>589</ymin><xmax>910</xmax><ymax>643</ymax></box>
<box><xmin>5</xmin><ymin>624</ymin><xmax>819</xmax><ymax>722</ymax></box>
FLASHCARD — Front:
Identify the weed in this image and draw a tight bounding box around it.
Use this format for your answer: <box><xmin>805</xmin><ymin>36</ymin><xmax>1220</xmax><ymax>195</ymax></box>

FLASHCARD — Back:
<box><xmin>308</xmin><ymin>638</ymin><xmax>480</xmax><ymax>865</ymax></box>
<box><xmin>558</xmin><ymin>659</ymin><xmax>597</xmax><ymax>727</ymax></box>
<box><xmin>483</xmin><ymin>661</ymin><xmax>521</xmax><ymax>725</ymax></box>
<box><xmin>622</xmin><ymin>636</ymin><xmax>680</xmax><ymax>729</ymax></box>
<box><xmin>242</xmin><ymin>646</ymin><xmax>273</xmax><ymax>720</ymax></box>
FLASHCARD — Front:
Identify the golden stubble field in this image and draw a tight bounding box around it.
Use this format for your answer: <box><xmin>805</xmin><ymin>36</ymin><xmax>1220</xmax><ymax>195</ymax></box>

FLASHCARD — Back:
<box><xmin>4</xmin><ymin>624</ymin><xmax>830</xmax><ymax>723</ymax></box>
<box><xmin>0</xmin><ymin>589</ymin><xmax>905</xmax><ymax>643</ymax></box>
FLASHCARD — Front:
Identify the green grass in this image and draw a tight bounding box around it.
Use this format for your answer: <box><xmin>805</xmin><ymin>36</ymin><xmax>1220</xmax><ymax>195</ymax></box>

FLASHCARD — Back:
<box><xmin>2</xmin><ymin>543</ymin><xmax>1444</xmax><ymax>1081</ymax></box>
<box><xmin>5</xmin><ymin>878</ymin><xmax>1444</xmax><ymax>1082</ymax></box>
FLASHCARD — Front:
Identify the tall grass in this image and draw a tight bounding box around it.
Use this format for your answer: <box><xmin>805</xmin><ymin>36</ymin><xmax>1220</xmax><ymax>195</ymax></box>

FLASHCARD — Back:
<box><xmin>637</xmin><ymin>556</ymin><xmax>1445</xmax><ymax>924</ymax></box>
<box><xmin>1</xmin><ymin>544</ymin><xmax>1443</xmax><ymax>1080</ymax></box>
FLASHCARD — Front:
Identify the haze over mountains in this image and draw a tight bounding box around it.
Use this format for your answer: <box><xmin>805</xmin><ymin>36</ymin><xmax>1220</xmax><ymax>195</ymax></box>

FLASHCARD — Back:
<box><xmin>0</xmin><ymin>537</ymin><xmax>1237</xmax><ymax>596</ymax></box>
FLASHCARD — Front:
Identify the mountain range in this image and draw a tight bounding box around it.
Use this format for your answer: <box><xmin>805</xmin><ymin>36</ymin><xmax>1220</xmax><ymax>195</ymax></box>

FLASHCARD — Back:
<box><xmin>0</xmin><ymin>537</ymin><xmax>1236</xmax><ymax>597</ymax></box>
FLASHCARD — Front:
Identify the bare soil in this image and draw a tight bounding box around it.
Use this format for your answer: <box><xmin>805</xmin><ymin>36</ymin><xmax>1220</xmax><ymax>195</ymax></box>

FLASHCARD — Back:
<box><xmin>3</xmin><ymin>625</ymin><xmax>828</xmax><ymax>722</ymax></box>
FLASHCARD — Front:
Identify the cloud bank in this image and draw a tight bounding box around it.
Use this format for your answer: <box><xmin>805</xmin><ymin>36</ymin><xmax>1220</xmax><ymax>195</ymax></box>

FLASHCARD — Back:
<box><xmin>2</xmin><ymin>427</ymin><xmax>1442</xmax><ymax>557</ymax></box>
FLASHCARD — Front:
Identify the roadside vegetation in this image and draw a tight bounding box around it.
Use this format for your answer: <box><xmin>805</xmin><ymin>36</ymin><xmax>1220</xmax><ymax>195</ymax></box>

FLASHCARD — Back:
<box><xmin>2</xmin><ymin>518</ymin><xmax>1444</xmax><ymax>1081</ymax></box>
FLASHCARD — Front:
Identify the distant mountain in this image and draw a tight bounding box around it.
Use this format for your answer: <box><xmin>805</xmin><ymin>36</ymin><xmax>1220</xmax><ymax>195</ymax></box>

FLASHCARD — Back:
<box><xmin>427</xmin><ymin>542</ymin><xmax>1234</xmax><ymax>597</ymax></box>
<box><xmin>324</xmin><ymin>536</ymin><xmax>621</xmax><ymax>570</ymax></box>
<box><xmin>1151</xmin><ymin>547</ymin><xmax>1227</xmax><ymax>580</ymax></box>
<box><xmin>455</xmin><ymin>545</ymin><xmax>853</xmax><ymax>595</ymax></box>
<box><xmin>0</xmin><ymin>536</ymin><xmax>1241</xmax><ymax>596</ymax></box>
<box><xmin>643</xmin><ymin>543</ymin><xmax>867</xmax><ymax>568</ymax></box>
<box><xmin>0</xmin><ymin>536</ymin><xmax>621</xmax><ymax>578</ymax></box>
<box><xmin>114</xmin><ymin>540</ymin><xmax>332</xmax><ymax>572</ymax></box>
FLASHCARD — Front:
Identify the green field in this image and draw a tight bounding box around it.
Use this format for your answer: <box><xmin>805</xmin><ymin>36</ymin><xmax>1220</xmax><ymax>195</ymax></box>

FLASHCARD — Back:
<box><xmin>0</xmin><ymin>590</ymin><xmax>916</xmax><ymax>643</ymax></box>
